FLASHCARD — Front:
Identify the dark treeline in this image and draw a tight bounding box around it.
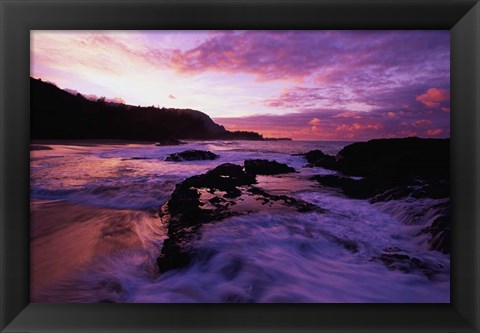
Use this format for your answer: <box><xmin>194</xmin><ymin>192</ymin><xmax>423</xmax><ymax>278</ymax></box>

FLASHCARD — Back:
<box><xmin>31</xmin><ymin>77</ymin><xmax>265</xmax><ymax>141</ymax></box>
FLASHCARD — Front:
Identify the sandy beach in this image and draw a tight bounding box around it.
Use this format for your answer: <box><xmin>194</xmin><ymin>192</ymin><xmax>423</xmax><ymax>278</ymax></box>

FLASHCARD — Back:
<box><xmin>30</xmin><ymin>199</ymin><xmax>163</xmax><ymax>302</ymax></box>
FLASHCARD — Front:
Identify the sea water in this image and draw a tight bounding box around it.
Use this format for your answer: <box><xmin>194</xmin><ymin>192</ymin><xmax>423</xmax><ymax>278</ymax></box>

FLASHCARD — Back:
<box><xmin>30</xmin><ymin>140</ymin><xmax>450</xmax><ymax>303</ymax></box>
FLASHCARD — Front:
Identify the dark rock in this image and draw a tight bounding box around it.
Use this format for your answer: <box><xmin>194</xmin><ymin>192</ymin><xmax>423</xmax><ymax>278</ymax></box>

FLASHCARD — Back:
<box><xmin>158</xmin><ymin>163</ymin><xmax>256</xmax><ymax>272</ymax></box>
<box><xmin>370</xmin><ymin>180</ymin><xmax>449</xmax><ymax>203</ymax></box>
<box><xmin>244</xmin><ymin>159</ymin><xmax>296</xmax><ymax>175</ymax></box>
<box><xmin>307</xmin><ymin>138</ymin><xmax>450</xmax><ymax>256</ymax></box>
<box><xmin>155</xmin><ymin>138</ymin><xmax>186</xmax><ymax>146</ymax></box>
<box><xmin>420</xmin><ymin>206</ymin><xmax>451</xmax><ymax>254</ymax></box>
<box><xmin>157</xmin><ymin>162</ymin><xmax>325</xmax><ymax>273</ymax></box>
<box><xmin>304</xmin><ymin>150</ymin><xmax>337</xmax><ymax>169</ymax></box>
<box><xmin>309</xmin><ymin>138</ymin><xmax>450</xmax><ymax>202</ymax></box>
<box><xmin>369</xmin><ymin>186</ymin><xmax>414</xmax><ymax>203</ymax></box>
<box><xmin>166</xmin><ymin>150</ymin><xmax>219</xmax><ymax>162</ymax></box>
<box><xmin>247</xmin><ymin>187</ymin><xmax>325</xmax><ymax>213</ymax></box>
<box><xmin>335</xmin><ymin>137</ymin><xmax>449</xmax><ymax>179</ymax></box>
<box><xmin>411</xmin><ymin>180</ymin><xmax>449</xmax><ymax>199</ymax></box>
<box><xmin>182</xmin><ymin>163</ymin><xmax>256</xmax><ymax>196</ymax></box>
<box><xmin>374</xmin><ymin>253</ymin><xmax>444</xmax><ymax>280</ymax></box>
<box><xmin>311</xmin><ymin>175</ymin><xmax>391</xmax><ymax>199</ymax></box>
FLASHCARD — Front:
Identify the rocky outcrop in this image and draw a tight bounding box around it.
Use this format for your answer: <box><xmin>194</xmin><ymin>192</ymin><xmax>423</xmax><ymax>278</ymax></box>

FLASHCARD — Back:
<box><xmin>307</xmin><ymin>138</ymin><xmax>449</xmax><ymax>201</ymax></box>
<box><xmin>246</xmin><ymin>186</ymin><xmax>323</xmax><ymax>213</ymax></box>
<box><xmin>310</xmin><ymin>175</ymin><xmax>376</xmax><ymax>199</ymax></box>
<box><xmin>157</xmin><ymin>163</ymin><xmax>324</xmax><ymax>273</ymax></box>
<box><xmin>303</xmin><ymin>150</ymin><xmax>337</xmax><ymax>170</ymax></box>
<box><xmin>244</xmin><ymin>159</ymin><xmax>295</xmax><ymax>175</ymax></box>
<box><xmin>334</xmin><ymin>137</ymin><xmax>449</xmax><ymax>179</ymax></box>
<box><xmin>419</xmin><ymin>207</ymin><xmax>451</xmax><ymax>254</ymax></box>
<box><xmin>369</xmin><ymin>180</ymin><xmax>449</xmax><ymax>203</ymax></box>
<box><xmin>374</xmin><ymin>253</ymin><xmax>445</xmax><ymax>280</ymax></box>
<box><xmin>312</xmin><ymin>175</ymin><xmax>449</xmax><ymax>202</ymax></box>
<box><xmin>306</xmin><ymin>138</ymin><xmax>450</xmax><ymax>254</ymax></box>
<box><xmin>165</xmin><ymin>150</ymin><xmax>219</xmax><ymax>162</ymax></box>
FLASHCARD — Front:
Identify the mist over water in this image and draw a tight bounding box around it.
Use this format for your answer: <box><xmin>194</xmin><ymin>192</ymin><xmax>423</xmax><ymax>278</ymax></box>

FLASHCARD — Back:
<box><xmin>30</xmin><ymin>140</ymin><xmax>449</xmax><ymax>303</ymax></box>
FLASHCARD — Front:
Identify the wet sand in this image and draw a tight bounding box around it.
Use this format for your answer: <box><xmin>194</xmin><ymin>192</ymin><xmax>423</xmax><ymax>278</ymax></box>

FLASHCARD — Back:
<box><xmin>30</xmin><ymin>200</ymin><xmax>162</xmax><ymax>302</ymax></box>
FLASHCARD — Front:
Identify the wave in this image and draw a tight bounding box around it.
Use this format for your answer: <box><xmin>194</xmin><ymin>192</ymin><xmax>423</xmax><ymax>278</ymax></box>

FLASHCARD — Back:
<box><xmin>30</xmin><ymin>140</ymin><xmax>449</xmax><ymax>303</ymax></box>
<box><xmin>132</xmin><ymin>209</ymin><xmax>449</xmax><ymax>303</ymax></box>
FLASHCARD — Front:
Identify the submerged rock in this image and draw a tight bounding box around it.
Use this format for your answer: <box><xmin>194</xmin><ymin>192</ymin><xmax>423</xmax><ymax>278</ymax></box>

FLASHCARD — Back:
<box><xmin>370</xmin><ymin>180</ymin><xmax>449</xmax><ymax>203</ymax></box>
<box><xmin>157</xmin><ymin>162</ymin><xmax>324</xmax><ymax>273</ymax></box>
<box><xmin>246</xmin><ymin>186</ymin><xmax>325</xmax><ymax>213</ymax></box>
<box><xmin>311</xmin><ymin>174</ymin><xmax>398</xmax><ymax>200</ymax></box>
<box><xmin>374</xmin><ymin>253</ymin><xmax>445</xmax><ymax>280</ymax></box>
<box><xmin>244</xmin><ymin>159</ymin><xmax>296</xmax><ymax>175</ymax></box>
<box><xmin>419</xmin><ymin>205</ymin><xmax>451</xmax><ymax>254</ymax></box>
<box><xmin>166</xmin><ymin>150</ymin><xmax>219</xmax><ymax>162</ymax></box>
<box><xmin>303</xmin><ymin>150</ymin><xmax>337</xmax><ymax>170</ymax></box>
<box><xmin>155</xmin><ymin>138</ymin><xmax>186</xmax><ymax>146</ymax></box>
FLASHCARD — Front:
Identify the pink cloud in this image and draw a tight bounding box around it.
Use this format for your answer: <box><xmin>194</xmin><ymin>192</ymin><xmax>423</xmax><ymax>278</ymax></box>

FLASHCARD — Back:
<box><xmin>308</xmin><ymin>117</ymin><xmax>321</xmax><ymax>132</ymax></box>
<box><xmin>336</xmin><ymin>123</ymin><xmax>383</xmax><ymax>132</ymax></box>
<box><xmin>425</xmin><ymin>128</ymin><xmax>443</xmax><ymax>136</ymax></box>
<box><xmin>416</xmin><ymin>88</ymin><xmax>449</xmax><ymax>108</ymax></box>
<box><xmin>400</xmin><ymin>130</ymin><xmax>418</xmax><ymax>137</ymax></box>
<box><xmin>214</xmin><ymin>103</ymin><xmax>449</xmax><ymax>141</ymax></box>
<box><xmin>264</xmin><ymin>87</ymin><xmax>329</xmax><ymax>109</ymax></box>
<box><xmin>31</xmin><ymin>30</ymin><xmax>450</xmax><ymax>140</ymax></box>
<box><xmin>308</xmin><ymin>118</ymin><xmax>321</xmax><ymax>126</ymax></box>
<box><xmin>168</xmin><ymin>31</ymin><xmax>450</xmax><ymax>85</ymax></box>
<box><xmin>263</xmin><ymin>86</ymin><xmax>373</xmax><ymax>111</ymax></box>
<box><xmin>412</xmin><ymin>119</ymin><xmax>433</xmax><ymax>127</ymax></box>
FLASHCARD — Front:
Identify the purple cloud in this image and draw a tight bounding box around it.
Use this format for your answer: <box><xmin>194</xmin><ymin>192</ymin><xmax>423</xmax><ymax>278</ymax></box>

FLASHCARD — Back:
<box><xmin>169</xmin><ymin>31</ymin><xmax>449</xmax><ymax>83</ymax></box>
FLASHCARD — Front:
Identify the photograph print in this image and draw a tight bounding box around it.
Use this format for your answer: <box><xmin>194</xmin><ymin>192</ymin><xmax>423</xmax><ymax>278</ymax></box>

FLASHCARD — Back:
<box><xmin>30</xmin><ymin>30</ymin><xmax>450</xmax><ymax>303</ymax></box>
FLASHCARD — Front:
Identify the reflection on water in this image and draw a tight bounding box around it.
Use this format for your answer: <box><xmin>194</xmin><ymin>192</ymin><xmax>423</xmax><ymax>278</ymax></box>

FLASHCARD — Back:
<box><xmin>30</xmin><ymin>140</ymin><xmax>449</xmax><ymax>303</ymax></box>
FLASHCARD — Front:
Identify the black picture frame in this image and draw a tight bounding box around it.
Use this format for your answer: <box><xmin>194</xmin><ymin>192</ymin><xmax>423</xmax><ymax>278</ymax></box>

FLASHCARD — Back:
<box><xmin>1</xmin><ymin>0</ymin><xmax>479</xmax><ymax>332</ymax></box>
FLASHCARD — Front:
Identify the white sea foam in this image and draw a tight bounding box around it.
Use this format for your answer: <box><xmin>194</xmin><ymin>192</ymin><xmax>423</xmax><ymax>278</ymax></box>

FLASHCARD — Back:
<box><xmin>30</xmin><ymin>140</ymin><xmax>450</xmax><ymax>303</ymax></box>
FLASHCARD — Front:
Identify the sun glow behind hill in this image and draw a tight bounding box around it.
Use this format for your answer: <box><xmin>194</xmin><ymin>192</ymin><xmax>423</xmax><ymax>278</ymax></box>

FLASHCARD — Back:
<box><xmin>31</xmin><ymin>30</ymin><xmax>450</xmax><ymax>140</ymax></box>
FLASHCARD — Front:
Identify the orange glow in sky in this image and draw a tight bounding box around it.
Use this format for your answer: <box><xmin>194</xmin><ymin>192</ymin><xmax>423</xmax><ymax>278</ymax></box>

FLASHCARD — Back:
<box><xmin>31</xmin><ymin>30</ymin><xmax>450</xmax><ymax>140</ymax></box>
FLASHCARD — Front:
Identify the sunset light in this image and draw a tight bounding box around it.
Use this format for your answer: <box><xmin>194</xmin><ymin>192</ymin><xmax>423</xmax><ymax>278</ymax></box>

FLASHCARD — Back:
<box><xmin>31</xmin><ymin>30</ymin><xmax>449</xmax><ymax>141</ymax></box>
<box><xmin>30</xmin><ymin>30</ymin><xmax>451</xmax><ymax>304</ymax></box>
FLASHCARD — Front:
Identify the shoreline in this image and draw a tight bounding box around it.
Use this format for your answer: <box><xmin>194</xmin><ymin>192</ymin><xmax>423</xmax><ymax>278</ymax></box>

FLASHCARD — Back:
<box><xmin>30</xmin><ymin>199</ymin><xmax>163</xmax><ymax>302</ymax></box>
<box><xmin>31</xmin><ymin>139</ymin><xmax>157</xmax><ymax>146</ymax></box>
<box><xmin>30</xmin><ymin>138</ymin><xmax>362</xmax><ymax>148</ymax></box>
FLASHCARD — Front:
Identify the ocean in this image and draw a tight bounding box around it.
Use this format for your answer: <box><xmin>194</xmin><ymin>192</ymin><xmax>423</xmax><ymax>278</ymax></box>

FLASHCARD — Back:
<box><xmin>30</xmin><ymin>140</ymin><xmax>450</xmax><ymax>303</ymax></box>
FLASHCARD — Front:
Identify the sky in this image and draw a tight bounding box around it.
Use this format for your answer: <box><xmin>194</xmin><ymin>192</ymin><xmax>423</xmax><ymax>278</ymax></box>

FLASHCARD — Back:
<box><xmin>31</xmin><ymin>30</ymin><xmax>450</xmax><ymax>141</ymax></box>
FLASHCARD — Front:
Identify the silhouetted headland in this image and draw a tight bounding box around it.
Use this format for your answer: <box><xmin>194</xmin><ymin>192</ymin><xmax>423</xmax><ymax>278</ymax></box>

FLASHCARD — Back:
<box><xmin>31</xmin><ymin>77</ymin><xmax>290</xmax><ymax>142</ymax></box>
